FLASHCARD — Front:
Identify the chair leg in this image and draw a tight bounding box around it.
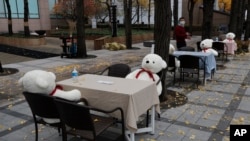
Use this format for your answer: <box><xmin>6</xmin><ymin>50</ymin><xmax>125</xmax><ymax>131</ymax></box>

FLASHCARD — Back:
<box><xmin>35</xmin><ymin>123</ymin><xmax>38</xmax><ymax>141</ymax></box>
<box><xmin>146</xmin><ymin>110</ymin><xmax>149</xmax><ymax>127</ymax></box>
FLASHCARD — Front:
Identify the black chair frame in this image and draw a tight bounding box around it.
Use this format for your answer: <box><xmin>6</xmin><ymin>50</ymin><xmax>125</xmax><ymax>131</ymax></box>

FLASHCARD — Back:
<box><xmin>22</xmin><ymin>92</ymin><xmax>62</xmax><ymax>141</ymax></box>
<box><xmin>178</xmin><ymin>55</ymin><xmax>206</xmax><ymax>87</ymax></box>
<box><xmin>54</xmin><ymin>98</ymin><xmax>125</xmax><ymax>141</ymax></box>
<box><xmin>212</xmin><ymin>42</ymin><xmax>228</xmax><ymax>62</ymax></box>
<box><xmin>100</xmin><ymin>63</ymin><xmax>131</xmax><ymax>78</ymax></box>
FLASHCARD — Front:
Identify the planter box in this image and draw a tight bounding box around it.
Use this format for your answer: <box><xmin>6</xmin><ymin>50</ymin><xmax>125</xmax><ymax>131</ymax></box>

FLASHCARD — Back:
<box><xmin>94</xmin><ymin>33</ymin><xmax>153</xmax><ymax>50</ymax></box>
<box><xmin>0</xmin><ymin>36</ymin><xmax>46</xmax><ymax>47</ymax></box>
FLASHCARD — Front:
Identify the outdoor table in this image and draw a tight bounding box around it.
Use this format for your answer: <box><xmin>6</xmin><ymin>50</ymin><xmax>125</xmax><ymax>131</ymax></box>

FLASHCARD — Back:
<box><xmin>57</xmin><ymin>74</ymin><xmax>160</xmax><ymax>141</ymax></box>
<box><xmin>173</xmin><ymin>51</ymin><xmax>216</xmax><ymax>85</ymax></box>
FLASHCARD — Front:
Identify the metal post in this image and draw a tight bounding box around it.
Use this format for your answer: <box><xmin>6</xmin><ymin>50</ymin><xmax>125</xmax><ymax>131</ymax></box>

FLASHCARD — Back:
<box><xmin>111</xmin><ymin>5</ymin><xmax>117</xmax><ymax>37</ymax></box>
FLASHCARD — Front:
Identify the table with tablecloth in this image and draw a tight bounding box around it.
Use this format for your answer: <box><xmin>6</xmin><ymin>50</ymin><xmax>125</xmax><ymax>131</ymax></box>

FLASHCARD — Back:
<box><xmin>173</xmin><ymin>51</ymin><xmax>216</xmax><ymax>81</ymax></box>
<box><xmin>57</xmin><ymin>74</ymin><xmax>160</xmax><ymax>141</ymax></box>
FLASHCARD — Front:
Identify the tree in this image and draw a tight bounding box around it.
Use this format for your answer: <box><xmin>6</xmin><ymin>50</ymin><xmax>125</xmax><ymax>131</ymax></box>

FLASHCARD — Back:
<box><xmin>24</xmin><ymin>0</ymin><xmax>30</xmax><ymax>37</ymax></box>
<box><xmin>154</xmin><ymin>0</ymin><xmax>172</xmax><ymax>101</ymax></box>
<box><xmin>76</xmin><ymin>0</ymin><xmax>87</xmax><ymax>58</ymax></box>
<box><xmin>187</xmin><ymin>0</ymin><xmax>195</xmax><ymax>35</ymax></box>
<box><xmin>5</xmin><ymin>0</ymin><xmax>13</xmax><ymax>36</ymax></box>
<box><xmin>123</xmin><ymin>0</ymin><xmax>133</xmax><ymax>49</ymax></box>
<box><xmin>229</xmin><ymin>0</ymin><xmax>247</xmax><ymax>40</ymax></box>
<box><xmin>172</xmin><ymin>0</ymin><xmax>178</xmax><ymax>39</ymax></box>
<box><xmin>244</xmin><ymin>0</ymin><xmax>250</xmax><ymax>41</ymax></box>
<box><xmin>201</xmin><ymin>0</ymin><xmax>215</xmax><ymax>40</ymax></box>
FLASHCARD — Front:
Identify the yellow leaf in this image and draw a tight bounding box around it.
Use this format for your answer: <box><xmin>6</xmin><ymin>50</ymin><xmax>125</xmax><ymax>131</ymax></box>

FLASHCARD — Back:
<box><xmin>189</xmin><ymin>134</ymin><xmax>196</xmax><ymax>140</ymax></box>
<box><xmin>178</xmin><ymin>130</ymin><xmax>185</xmax><ymax>135</ymax></box>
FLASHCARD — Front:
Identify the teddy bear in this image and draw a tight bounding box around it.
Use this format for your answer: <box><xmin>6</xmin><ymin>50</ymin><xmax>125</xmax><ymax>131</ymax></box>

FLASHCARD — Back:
<box><xmin>200</xmin><ymin>39</ymin><xmax>218</xmax><ymax>56</ymax></box>
<box><xmin>223</xmin><ymin>32</ymin><xmax>236</xmax><ymax>43</ymax></box>
<box><xmin>169</xmin><ymin>43</ymin><xmax>180</xmax><ymax>68</ymax></box>
<box><xmin>223</xmin><ymin>32</ymin><xmax>237</xmax><ymax>54</ymax></box>
<box><xmin>125</xmin><ymin>53</ymin><xmax>167</xmax><ymax>95</ymax></box>
<box><xmin>18</xmin><ymin>69</ymin><xmax>82</xmax><ymax>123</ymax></box>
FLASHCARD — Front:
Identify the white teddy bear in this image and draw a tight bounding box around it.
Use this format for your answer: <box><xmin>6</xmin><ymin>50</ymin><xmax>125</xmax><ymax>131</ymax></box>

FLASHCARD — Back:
<box><xmin>19</xmin><ymin>70</ymin><xmax>82</xmax><ymax>123</ymax></box>
<box><xmin>125</xmin><ymin>54</ymin><xmax>167</xmax><ymax>95</ymax></box>
<box><xmin>223</xmin><ymin>32</ymin><xmax>236</xmax><ymax>43</ymax></box>
<box><xmin>200</xmin><ymin>39</ymin><xmax>218</xmax><ymax>56</ymax></box>
<box><xmin>223</xmin><ymin>32</ymin><xmax>237</xmax><ymax>54</ymax></box>
<box><xmin>169</xmin><ymin>43</ymin><xmax>180</xmax><ymax>68</ymax></box>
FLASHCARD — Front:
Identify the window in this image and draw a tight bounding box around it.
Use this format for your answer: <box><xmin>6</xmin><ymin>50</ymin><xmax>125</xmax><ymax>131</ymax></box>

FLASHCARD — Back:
<box><xmin>0</xmin><ymin>0</ymin><xmax>39</xmax><ymax>18</ymax></box>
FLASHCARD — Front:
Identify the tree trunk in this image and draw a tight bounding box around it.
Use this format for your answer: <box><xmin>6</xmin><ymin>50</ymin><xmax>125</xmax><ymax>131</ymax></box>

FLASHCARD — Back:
<box><xmin>229</xmin><ymin>0</ymin><xmax>246</xmax><ymax>40</ymax></box>
<box><xmin>154</xmin><ymin>0</ymin><xmax>171</xmax><ymax>102</ymax></box>
<box><xmin>76</xmin><ymin>0</ymin><xmax>87</xmax><ymax>58</ymax></box>
<box><xmin>147</xmin><ymin>0</ymin><xmax>151</xmax><ymax>29</ymax></box>
<box><xmin>136</xmin><ymin>0</ymin><xmax>139</xmax><ymax>23</ymax></box>
<box><xmin>201</xmin><ymin>0</ymin><xmax>214</xmax><ymax>40</ymax></box>
<box><xmin>235</xmin><ymin>0</ymin><xmax>246</xmax><ymax>40</ymax></box>
<box><xmin>244</xmin><ymin>0</ymin><xmax>250</xmax><ymax>40</ymax></box>
<box><xmin>187</xmin><ymin>0</ymin><xmax>195</xmax><ymax>35</ymax></box>
<box><xmin>5</xmin><ymin>0</ymin><xmax>13</xmax><ymax>36</ymax></box>
<box><xmin>172</xmin><ymin>0</ymin><xmax>178</xmax><ymax>39</ymax></box>
<box><xmin>229</xmin><ymin>0</ymin><xmax>238</xmax><ymax>34</ymax></box>
<box><xmin>24</xmin><ymin>0</ymin><xmax>30</xmax><ymax>37</ymax></box>
<box><xmin>123</xmin><ymin>0</ymin><xmax>132</xmax><ymax>49</ymax></box>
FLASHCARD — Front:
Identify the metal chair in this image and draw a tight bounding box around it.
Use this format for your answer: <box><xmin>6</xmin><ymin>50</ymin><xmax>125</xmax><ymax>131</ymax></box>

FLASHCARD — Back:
<box><xmin>196</xmin><ymin>41</ymin><xmax>202</xmax><ymax>51</ymax></box>
<box><xmin>178</xmin><ymin>55</ymin><xmax>205</xmax><ymax>87</ymax></box>
<box><xmin>22</xmin><ymin>92</ymin><xmax>62</xmax><ymax>141</ymax></box>
<box><xmin>100</xmin><ymin>63</ymin><xmax>131</xmax><ymax>78</ymax></box>
<box><xmin>54</xmin><ymin>98</ymin><xmax>125</xmax><ymax>141</ymax></box>
<box><xmin>212</xmin><ymin>42</ymin><xmax>228</xmax><ymax>62</ymax></box>
<box><xmin>178</xmin><ymin>46</ymin><xmax>195</xmax><ymax>52</ymax></box>
<box><xmin>167</xmin><ymin>54</ymin><xmax>178</xmax><ymax>85</ymax></box>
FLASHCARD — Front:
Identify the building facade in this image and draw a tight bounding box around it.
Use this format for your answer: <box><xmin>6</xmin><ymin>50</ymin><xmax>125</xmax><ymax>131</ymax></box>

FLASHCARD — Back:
<box><xmin>0</xmin><ymin>0</ymin><xmax>230</xmax><ymax>33</ymax></box>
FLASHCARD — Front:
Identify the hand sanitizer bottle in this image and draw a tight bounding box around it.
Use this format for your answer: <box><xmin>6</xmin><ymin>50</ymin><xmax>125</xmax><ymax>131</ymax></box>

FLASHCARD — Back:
<box><xmin>72</xmin><ymin>67</ymin><xmax>78</xmax><ymax>82</ymax></box>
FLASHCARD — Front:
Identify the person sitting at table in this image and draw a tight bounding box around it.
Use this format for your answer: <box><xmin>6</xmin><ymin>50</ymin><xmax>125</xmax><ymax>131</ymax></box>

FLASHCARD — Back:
<box><xmin>200</xmin><ymin>39</ymin><xmax>218</xmax><ymax>56</ymax></box>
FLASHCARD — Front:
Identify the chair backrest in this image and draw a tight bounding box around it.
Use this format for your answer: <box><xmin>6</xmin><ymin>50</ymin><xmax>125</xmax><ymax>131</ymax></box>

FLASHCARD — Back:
<box><xmin>23</xmin><ymin>92</ymin><xmax>59</xmax><ymax>118</ymax></box>
<box><xmin>102</xmin><ymin>63</ymin><xmax>131</xmax><ymax>78</ymax></box>
<box><xmin>54</xmin><ymin>98</ymin><xmax>94</xmax><ymax>131</ymax></box>
<box><xmin>178</xmin><ymin>55</ymin><xmax>201</xmax><ymax>69</ymax></box>
<box><xmin>168</xmin><ymin>55</ymin><xmax>176</xmax><ymax>68</ymax></box>
<box><xmin>178</xmin><ymin>47</ymin><xmax>195</xmax><ymax>52</ymax></box>
<box><xmin>196</xmin><ymin>41</ymin><xmax>202</xmax><ymax>51</ymax></box>
<box><xmin>212</xmin><ymin>42</ymin><xmax>225</xmax><ymax>51</ymax></box>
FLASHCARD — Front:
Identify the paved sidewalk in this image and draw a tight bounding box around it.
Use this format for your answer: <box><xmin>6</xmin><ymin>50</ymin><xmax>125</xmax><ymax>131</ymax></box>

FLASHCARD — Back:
<box><xmin>1</xmin><ymin>36</ymin><xmax>250</xmax><ymax>141</ymax></box>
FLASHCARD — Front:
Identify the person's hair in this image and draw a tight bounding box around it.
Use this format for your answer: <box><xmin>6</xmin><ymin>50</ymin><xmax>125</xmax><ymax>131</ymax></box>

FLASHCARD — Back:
<box><xmin>179</xmin><ymin>17</ymin><xmax>185</xmax><ymax>21</ymax></box>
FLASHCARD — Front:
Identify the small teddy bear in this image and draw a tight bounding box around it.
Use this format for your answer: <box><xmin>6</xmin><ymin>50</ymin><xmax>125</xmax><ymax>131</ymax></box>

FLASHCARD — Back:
<box><xmin>223</xmin><ymin>32</ymin><xmax>236</xmax><ymax>43</ymax></box>
<box><xmin>19</xmin><ymin>70</ymin><xmax>82</xmax><ymax>123</ymax></box>
<box><xmin>125</xmin><ymin>53</ymin><xmax>167</xmax><ymax>95</ymax></box>
<box><xmin>223</xmin><ymin>32</ymin><xmax>237</xmax><ymax>54</ymax></box>
<box><xmin>169</xmin><ymin>43</ymin><xmax>180</xmax><ymax>68</ymax></box>
<box><xmin>200</xmin><ymin>39</ymin><xmax>218</xmax><ymax>56</ymax></box>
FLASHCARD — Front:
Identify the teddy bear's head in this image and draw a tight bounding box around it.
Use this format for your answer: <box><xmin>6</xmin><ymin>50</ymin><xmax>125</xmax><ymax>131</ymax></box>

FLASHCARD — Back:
<box><xmin>169</xmin><ymin>43</ymin><xmax>175</xmax><ymax>54</ymax></box>
<box><xmin>18</xmin><ymin>70</ymin><xmax>56</xmax><ymax>94</ymax></box>
<box><xmin>226</xmin><ymin>32</ymin><xmax>235</xmax><ymax>40</ymax></box>
<box><xmin>141</xmin><ymin>54</ymin><xmax>167</xmax><ymax>73</ymax></box>
<box><xmin>200</xmin><ymin>39</ymin><xmax>213</xmax><ymax>49</ymax></box>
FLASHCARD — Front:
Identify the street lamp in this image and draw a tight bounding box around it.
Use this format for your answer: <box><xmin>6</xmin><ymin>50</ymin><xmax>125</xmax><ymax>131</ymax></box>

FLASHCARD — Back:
<box><xmin>111</xmin><ymin>0</ymin><xmax>117</xmax><ymax>37</ymax></box>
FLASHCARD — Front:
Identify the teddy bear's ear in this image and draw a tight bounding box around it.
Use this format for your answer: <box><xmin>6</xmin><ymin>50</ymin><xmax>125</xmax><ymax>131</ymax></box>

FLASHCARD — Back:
<box><xmin>48</xmin><ymin>72</ymin><xmax>56</xmax><ymax>80</ymax></box>
<box><xmin>36</xmin><ymin>78</ymin><xmax>49</xmax><ymax>89</ymax></box>
<box><xmin>161</xmin><ymin>60</ymin><xmax>167</xmax><ymax>69</ymax></box>
<box><xmin>18</xmin><ymin>77</ymin><xmax>23</xmax><ymax>86</ymax></box>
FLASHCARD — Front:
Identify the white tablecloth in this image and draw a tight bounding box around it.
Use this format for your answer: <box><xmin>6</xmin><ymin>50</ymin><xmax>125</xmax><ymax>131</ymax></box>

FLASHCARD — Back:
<box><xmin>57</xmin><ymin>74</ymin><xmax>160</xmax><ymax>133</ymax></box>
